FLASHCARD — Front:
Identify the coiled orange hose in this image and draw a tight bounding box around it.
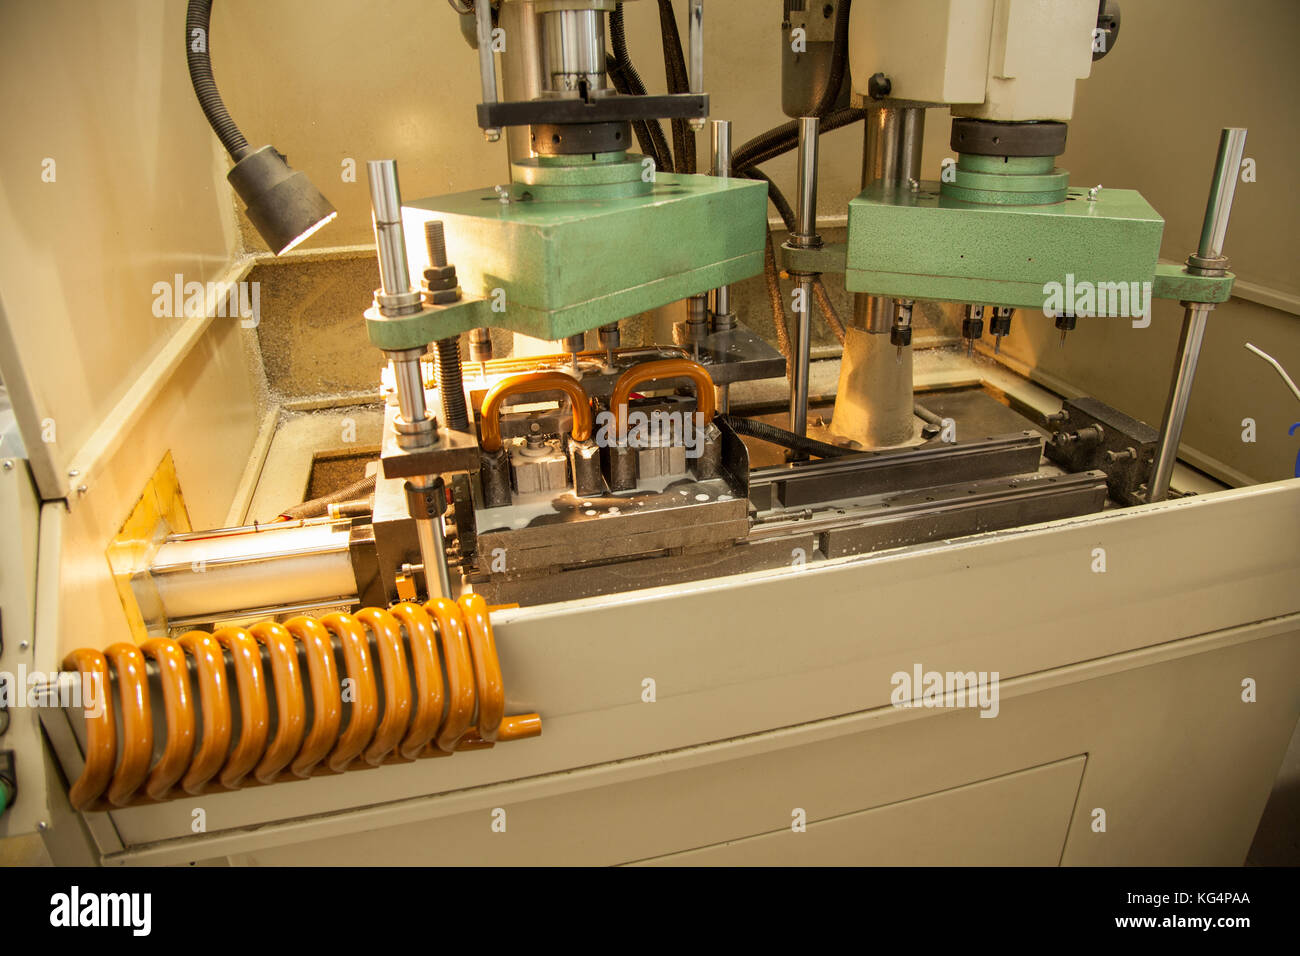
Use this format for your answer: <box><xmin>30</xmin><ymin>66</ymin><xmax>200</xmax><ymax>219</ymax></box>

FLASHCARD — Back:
<box><xmin>59</xmin><ymin>599</ymin><xmax>540</xmax><ymax>809</ymax></box>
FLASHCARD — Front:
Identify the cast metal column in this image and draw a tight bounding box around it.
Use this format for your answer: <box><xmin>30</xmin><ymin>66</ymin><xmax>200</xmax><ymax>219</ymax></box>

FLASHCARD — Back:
<box><xmin>1147</xmin><ymin>128</ymin><xmax>1247</xmax><ymax>501</ymax></box>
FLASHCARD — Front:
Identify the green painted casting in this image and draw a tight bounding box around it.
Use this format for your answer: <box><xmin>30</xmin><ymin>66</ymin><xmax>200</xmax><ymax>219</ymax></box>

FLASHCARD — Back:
<box><xmin>941</xmin><ymin>151</ymin><xmax>1070</xmax><ymax>205</ymax></box>
<box><xmin>405</xmin><ymin>172</ymin><xmax>767</xmax><ymax>340</ymax></box>
<box><xmin>847</xmin><ymin>182</ymin><xmax>1164</xmax><ymax>310</ymax></box>
<box><xmin>1150</xmin><ymin>263</ymin><xmax>1235</xmax><ymax>303</ymax></box>
<box><xmin>779</xmin><ymin>241</ymin><xmax>847</xmax><ymax>275</ymax></box>
<box><xmin>365</xmin><ymin>297</ymin><xmax>490</xmax><ymax>351</ymax></box>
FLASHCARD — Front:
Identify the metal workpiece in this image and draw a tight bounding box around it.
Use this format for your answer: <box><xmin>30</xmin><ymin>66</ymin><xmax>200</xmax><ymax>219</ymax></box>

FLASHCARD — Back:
<box><xmin>540</xmin><ymin>8</ymin><xmax>607</xmax><ymax>95</ymax></box>
<box><xmin>479</xmin><ymin>369</ymin><xmax>594</xmax><ymax>454</ymax></box>
<box><xmin>476</xmin><ymin>0</ymin><xmax>502</xmax><ymax>141</ymax></box>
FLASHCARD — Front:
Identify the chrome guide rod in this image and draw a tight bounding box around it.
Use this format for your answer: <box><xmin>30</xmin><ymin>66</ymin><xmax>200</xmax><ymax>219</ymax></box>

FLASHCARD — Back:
<box><xmin>790</xmin><ymin>115</ymin><xmax>820</xmax><ymax>439</ymax></box>
<box><xmin>710</xmin><ymin>118</ymin><xmax>733</xmax><ymax>413</ymax></box>
<box><xmin>1148</xmin><ymin>127</ymin><xmax>1247</xmax><ymax>501</ymax></box>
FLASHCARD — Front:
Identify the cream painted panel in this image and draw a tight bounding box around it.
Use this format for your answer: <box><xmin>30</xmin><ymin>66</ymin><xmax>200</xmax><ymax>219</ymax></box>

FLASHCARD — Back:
<box><xmin>50</xmin><ymin>316</ymin><xmax>258</xmax><ymax>661</ymax></box>
<box><xmin>103</xmin><ymin>483</ymin><xmax>1300</xmax><ymax>853</ymax></box>
<box><xmin>0</xmin><ymin>1</ymin><xmax>239</xmax><ymax>477</ymax></box>
<box><xmin>637</xmin><ymin>756</ymin><xmax>1086</xmax><ymax>866</ymax></box>
<box><xmin>215</xmin><ymin>623</ymin><xmax>1294</xmax><ymax>866</ymax></box>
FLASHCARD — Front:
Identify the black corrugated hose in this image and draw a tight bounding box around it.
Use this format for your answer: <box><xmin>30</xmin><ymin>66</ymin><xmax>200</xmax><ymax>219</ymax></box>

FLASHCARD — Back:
<box><xmin>279</xmin><ymin>475</ymin><xmax>378</xmax><ymax>520</ymax></box>
<box><xmin>608</xmin><ymin>4</ymin><xmax>674</xmax><ymax>172</ymax></box>
<box><xmin>656</xmin><ymin>0</ymin><xmax>696</xmax><ymax>173</ymax></box>
<box><xmin>732</xmin><ymin>106</ymin><xmax>866</xmax><ymax>176</ymax></box>
<box><xmin>185</xmin><ymin>0</ymin><xmax>249</xmax><ymax>160</ymax></box>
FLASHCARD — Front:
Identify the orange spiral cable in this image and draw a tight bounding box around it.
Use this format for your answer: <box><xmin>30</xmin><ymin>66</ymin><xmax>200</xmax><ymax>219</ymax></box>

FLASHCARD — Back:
<box><xmin>58</xmin><ymin>598</ymin><xmax>540</xmax><ymax>808</ymax></box>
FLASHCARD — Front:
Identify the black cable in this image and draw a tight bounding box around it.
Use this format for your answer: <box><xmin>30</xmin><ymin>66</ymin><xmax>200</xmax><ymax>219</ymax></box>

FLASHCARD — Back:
<box><xmin>656</xmin><ymin>0</ymin><xmax>695</xmax><ymax>173</ymax></box>
<box><xmin>606</xmin><ymin>54</ymin><xmax>672</xmax><ymax>172</ymax></box>
<box><xmin>732</xmin><ymin>107</ymin><xmax>866</xmax><ymax>175</ymax></box>
<box><xmin>744</xmin><ymin>168</ymin><xmax>796</xmax><ymax>231</ymax></box>
<box><xmin>609</xmin><ymin>3</ymin><xmax>673</xmax><ymax>171</ymax></box>
<box><xmin>185</xmin><ymin>0</ymin><xmax>249</xmax><ymax>159</ymax></box>
<box><xmin>809</xmin><ymin>0</ymin><xmax>852</xmax><ymax>118</ymax></box>
<box><xmin>717</xmin><ymin>414</ymin><xmax>854</xmax><ymax>459</ymax></box>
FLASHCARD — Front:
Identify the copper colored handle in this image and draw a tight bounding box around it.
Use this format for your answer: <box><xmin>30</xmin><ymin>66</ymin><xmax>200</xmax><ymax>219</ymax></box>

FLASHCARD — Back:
<box><xmin>250</xmin><ymin>621</ymin><xmax>307</xmax><ymax>784</ymax></box>
<box><xmin>610</xmin><ymin>358</ymin><xmax>715</xmax><ymax>435</ymax></box>
<box><xmin>60</xmin><ymin>648</ymin><xmax>117</xmax><ymax>811</ymax></box>
<box><xmin>479</xmin><ymin>370</ymin><xmax>593</xmax><ymax>453</ymax></box>
<box><xmin>139</xmin><ymin>638</ymin><xmax>195</xmax><ymax>801</ymax></box>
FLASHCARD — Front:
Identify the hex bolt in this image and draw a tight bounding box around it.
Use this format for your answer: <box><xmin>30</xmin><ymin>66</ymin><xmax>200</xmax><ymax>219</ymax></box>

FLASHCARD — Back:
<box><xmin>425</xmin><ymin>220</ymin><xmax>448</xmax><ymax>269</ymax></box>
